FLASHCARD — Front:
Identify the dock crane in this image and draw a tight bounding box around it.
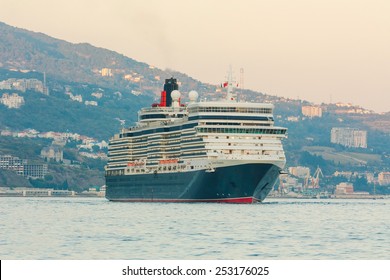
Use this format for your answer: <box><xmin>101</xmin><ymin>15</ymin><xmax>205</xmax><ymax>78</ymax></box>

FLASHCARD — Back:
<box><xmin>304</xmin><ymin>167</ymin><xmax>324</xmax><ymax>189</ymax></box>
<box><xmin>312</xmin><ymin>167</ymin><xmax>324</xmax><ymax>188</ymax></box>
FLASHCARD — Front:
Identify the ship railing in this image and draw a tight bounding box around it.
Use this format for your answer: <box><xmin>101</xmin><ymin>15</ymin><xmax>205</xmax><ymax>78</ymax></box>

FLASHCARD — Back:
<box><xmin>208</xmin><ymin>154</ymin><xmax>284</xmax><ymax>161</ymax></box>
<box><xmin>140</xmin><ymin>107</ymin><xmax>187</xmax><ymax>113</ymax></box>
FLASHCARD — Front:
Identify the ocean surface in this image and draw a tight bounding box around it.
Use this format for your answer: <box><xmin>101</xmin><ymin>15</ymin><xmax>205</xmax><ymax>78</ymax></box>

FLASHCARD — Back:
<box><xmin>0</xmin><ymin>197</ymin><xmax>389</xmax><ymax>260</ymax></box>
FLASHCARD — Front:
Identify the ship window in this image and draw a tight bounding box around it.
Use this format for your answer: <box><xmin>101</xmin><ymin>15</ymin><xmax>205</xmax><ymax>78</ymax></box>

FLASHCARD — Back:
<box><xmin>191</xmin><ymin>166</ymin><xmax>194</xmax><ymax>170</ymax></box>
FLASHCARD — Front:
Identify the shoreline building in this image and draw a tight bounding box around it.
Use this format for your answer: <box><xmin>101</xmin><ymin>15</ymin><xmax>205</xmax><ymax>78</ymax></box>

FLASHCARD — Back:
<box><xmin>23</xmin><ymin>164</ymin><xmax>48</xmax><ymax>179</ymax></box>
<box><xmin>378</xmin><ymin>172</ymin><xmax>390</xmax><ymax>186</ymax></box>
<box><xmin>335</xmin><ymin>182</ymin><xmax>354</xmax><ymax>195</ymax></box>
<box><xmin>0</xmin><ymin>154</ymin><xmax>26</xmax><ymax>175</ymax></box>
<box><xmin>0</xmin><ymin>154</ymin><xmax>48</xmax><ymax>179</ymax></box>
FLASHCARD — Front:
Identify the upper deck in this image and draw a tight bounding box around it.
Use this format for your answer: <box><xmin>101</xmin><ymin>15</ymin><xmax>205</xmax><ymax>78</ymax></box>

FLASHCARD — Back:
<box><xmin>188</xmin><ymin>101</ymin><xmax>273</xmax><ymax>116</ymax></box>
<box><xmin>138</xmin><ymin>106</ymin><xmax>187</xmax><ymax>122</ymax></box>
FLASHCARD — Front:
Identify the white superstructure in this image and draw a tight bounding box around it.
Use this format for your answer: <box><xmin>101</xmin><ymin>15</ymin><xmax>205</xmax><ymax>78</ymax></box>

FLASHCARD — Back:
<box><xmin>106</xmin><ymin>74</ymin><xmax>287</xmax><ymax>177</ymax></box>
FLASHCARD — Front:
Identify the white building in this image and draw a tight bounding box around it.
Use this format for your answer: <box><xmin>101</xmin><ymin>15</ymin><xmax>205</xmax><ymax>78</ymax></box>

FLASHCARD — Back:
<box><xmin>101</xmin><ymin>68</ymin><xmax>113</xmax><ymax>77</ymax></box>
<box><xmin>0</xmin><ymin>154</ymin><xmax>26</xmax><ymax>175</ymax></box>
<box><xmin>91</xmin><ymin>92</ymin><xmax>103</xmax><ymax>99</ymax></box>
<box><xmin>287</xmin><ymin>116</ymin><xmax>299</xmax><ymax>122</ymax></box>
<box><xmin>378</xmin><ymin>172</ymin><xmax>390</xmax><ymax>186</ymax></box>
<box><xmin>41</xmin><ymin>146</ymin><xmax>63</xmax><ymax>162</ymax></box>
<box><xmin>71</xmin><ymin>95</ymin><xmax>83</xmax><ymax>102</ymax></box>
<box><xmin>85</xmin><ymin>100</ymin><xmax>98</xmax><ymax>106</ymax></box>
<box><xmin>23</xmin><ymin>164</ymin><xmax>48</xmax><ymax>179</ymax></box>
<box><xmin>330</xmin><ymin>127</ymin><xmax>367</xmax><ymax>148</ymax></box>
<box><xmin>289</xmin><ymin>166</ymin><xmax>310</xmax><ymax>178</ymax></box>
<box><xmin>302</xmin><ymin>105</ymin><xmax>322</xmax><ymax>118</ymax></box>
<box><xmin>0</xmin><ymin>78</ymin><xmax>44</xmax><ymax>93</ymax></box>
<box><xmin>335</xmin><ymin>182</ymin><xmax>354</xmax><ymax>195</ymax></box>
<box><xmin>0</xmin><ymin>93</ymin><xmax>25</xmax><ymax>108</ymax></box>
<box><xmin>24</xmin><ymin>79</ymin><xmax>44</xmax><ymax>92</ymax></box>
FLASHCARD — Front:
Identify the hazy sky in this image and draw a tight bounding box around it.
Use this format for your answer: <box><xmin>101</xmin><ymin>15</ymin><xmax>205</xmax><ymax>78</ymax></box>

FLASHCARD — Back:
<box><xmin>1</xmin><ymin>0</ymin><xmax>389</xmax><ymax>112</ymax></box>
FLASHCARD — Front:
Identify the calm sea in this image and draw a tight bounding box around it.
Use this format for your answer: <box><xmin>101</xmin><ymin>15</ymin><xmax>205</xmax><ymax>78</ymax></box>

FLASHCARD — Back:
<box><xmin>0</xmin><ymin>197</ymin><xmax>389</xmax><ymax>260</ymax></box>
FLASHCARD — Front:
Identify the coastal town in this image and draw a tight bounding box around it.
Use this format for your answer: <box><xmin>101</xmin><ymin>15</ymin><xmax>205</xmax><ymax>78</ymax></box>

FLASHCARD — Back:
<box><xmin>1</xmin><ymin>103</ymin><xmax>389</xmax><ymax>199</ymax></box>
<box><xmin>0</xmin><ymin>50</ymin><xmax>388</xmax><ymax>199</ymax></box>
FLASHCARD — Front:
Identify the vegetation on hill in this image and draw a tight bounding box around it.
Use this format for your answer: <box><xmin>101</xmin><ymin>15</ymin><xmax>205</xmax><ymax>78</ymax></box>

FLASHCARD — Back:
<box><xmin>0</xmin><ymin>135</ymin><xmax>106</xmax><ymax>190</ymax></box>
<box><xmin>0</xmin><ymin>21</ymin><xmax>389</xmax><ymax>192</ymax></box>
<box><xmin>0</xmin><ymin>84</ymin><xmax>149</xmax><ymax>140</ymax></box>
<box><xmin>0</xmin><ymin>21</ymin><xmax>209</xmax><ymax>98</ymax></box>
<box><xmin>0</xmin><ymin>169</ymin><xmax>32</xmax><ymax>188</ymax></box>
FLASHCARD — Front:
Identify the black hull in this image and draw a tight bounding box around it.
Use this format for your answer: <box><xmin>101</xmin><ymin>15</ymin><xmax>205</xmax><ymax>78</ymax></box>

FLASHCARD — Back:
<box><xmin>105</xmin><ymin>163</ymin><xmax>281</xmax><ymax>203</ymax></box>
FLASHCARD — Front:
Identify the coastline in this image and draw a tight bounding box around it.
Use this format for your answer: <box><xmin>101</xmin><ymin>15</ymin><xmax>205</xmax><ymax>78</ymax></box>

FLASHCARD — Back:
<box><xmin>0</xmin><ymin>187</ymin><xmax>105</xmax><ymax>198</ymax></box>
<box><xmin>267</xmin><ymin>193</ymin><xmax>388</xmax><ymax>200</ymax></box>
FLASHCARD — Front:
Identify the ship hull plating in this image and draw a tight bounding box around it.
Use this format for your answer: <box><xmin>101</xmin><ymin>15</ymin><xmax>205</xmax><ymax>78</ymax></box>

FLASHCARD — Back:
<box><xmin>105</xmin><ymin>163</ymin><xmax>280</xmax><ymax>203</ymax></box>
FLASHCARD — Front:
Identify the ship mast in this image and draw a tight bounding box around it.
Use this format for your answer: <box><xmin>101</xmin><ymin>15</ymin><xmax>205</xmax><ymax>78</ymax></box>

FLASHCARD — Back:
<box><xmin>225</xmin><ymin>66</ymin><xmax>237</xmax><ymax>102</ymax></box>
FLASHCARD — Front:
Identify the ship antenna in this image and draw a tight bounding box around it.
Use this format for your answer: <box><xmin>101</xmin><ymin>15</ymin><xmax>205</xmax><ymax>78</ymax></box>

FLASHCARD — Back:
<box><xmin>226</xmin><ymin>65</ymin><xmax>237</xmax><ymax>102</ymax></box>
<box><xmin>240</xmin><ymin>67</ymin><xmax>244</xmax><ymax>97</ymax></box>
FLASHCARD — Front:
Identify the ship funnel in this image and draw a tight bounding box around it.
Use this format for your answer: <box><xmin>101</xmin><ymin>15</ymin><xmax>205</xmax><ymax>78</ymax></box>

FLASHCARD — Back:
<box><xmin>164</xmin><ymin>78</ymin><xmax>179</xmax><ymax>107</ymax></box>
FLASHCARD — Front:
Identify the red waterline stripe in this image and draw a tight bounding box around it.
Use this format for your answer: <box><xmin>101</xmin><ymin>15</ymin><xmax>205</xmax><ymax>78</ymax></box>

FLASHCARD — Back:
<box><xmin>109</xmin><ymin>197</ymin><xmax>258</xmax><ymax>204</ymax></box>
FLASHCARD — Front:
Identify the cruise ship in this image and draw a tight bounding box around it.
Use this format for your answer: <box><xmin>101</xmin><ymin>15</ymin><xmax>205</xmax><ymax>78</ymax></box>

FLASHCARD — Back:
<box><xmin>105</xmin><ymin>71</ymin><xmax>287</xmax><ymax>203</ymax></box>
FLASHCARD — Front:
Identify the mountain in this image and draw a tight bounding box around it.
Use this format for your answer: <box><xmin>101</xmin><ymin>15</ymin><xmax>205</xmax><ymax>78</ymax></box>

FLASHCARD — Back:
<box><xmin>0</xmin><ymin>21</ymin><xmax>389</xmax><ymax>192</ymax></box>
<box><xmin>0</xmin><ymin>21</ymin><xmax>227</xmax><ymax>140</ymax></box>
<box><xmin>0</xmin><ymin>21</ymin><xmax>210</xmax><ymax>97</ymax></box>
<box><xmin>0</xmin><ymin>21</ymin><xmax>225</xmax><ymax>190</ymax></box>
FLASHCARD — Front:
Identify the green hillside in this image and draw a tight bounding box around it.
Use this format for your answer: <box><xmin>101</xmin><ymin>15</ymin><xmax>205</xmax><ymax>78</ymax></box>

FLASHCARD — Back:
<box><xmin>0</xmin><ymin>21</ymin><xmax>389</xmax><ymax>191</ymax></box>
<box><xmin>0</xmin><ymin>21</ymin><xmax>210</xmax><ymax>97</ymax></box>
<box><xmin>0</xmin><ymin>75</ymin><xmax>149</xmax><ymax>140</ymax></box>
<box><xmin>302</xmin><ymin>146</ymin><xmax>382</xmax><ymax>166</ymax></box>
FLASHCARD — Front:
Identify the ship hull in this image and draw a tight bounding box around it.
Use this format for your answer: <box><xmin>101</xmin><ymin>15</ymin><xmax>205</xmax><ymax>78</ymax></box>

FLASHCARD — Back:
<box><xmin>105</xmin><ymin>163</ymin><xmax>281</xmax><ymax>203</ymax></box>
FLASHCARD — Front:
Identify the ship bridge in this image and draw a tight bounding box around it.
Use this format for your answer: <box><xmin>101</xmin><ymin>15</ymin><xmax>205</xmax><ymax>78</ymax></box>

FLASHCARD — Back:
<box><xmin>138</xmin><ymin>106</ymin><xmax>187</xmax><ymax>123</ymax></box>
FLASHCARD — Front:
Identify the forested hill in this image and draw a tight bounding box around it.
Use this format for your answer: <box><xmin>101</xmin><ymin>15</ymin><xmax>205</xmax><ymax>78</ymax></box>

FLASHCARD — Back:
<box><xmin>0</xmin><ymin>21</ymin><xmax>389</xmax><ymax>191</ymax></box>
<box><xmin>0</xmin><ymin>21</ymin><xmax>210</xmax><ymax>96</ymax></box>
<box><xmin>0</xmin><ymin>21</ymin><xmax>215</xmax><ymax>140</ymax></box>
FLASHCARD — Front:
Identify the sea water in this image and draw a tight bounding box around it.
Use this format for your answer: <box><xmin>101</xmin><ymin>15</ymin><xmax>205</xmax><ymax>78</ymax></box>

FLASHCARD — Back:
<box><xmin>0</xmin><ymin>197</ymin><xmax>389</xmax><ymax>259</ymax></box>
